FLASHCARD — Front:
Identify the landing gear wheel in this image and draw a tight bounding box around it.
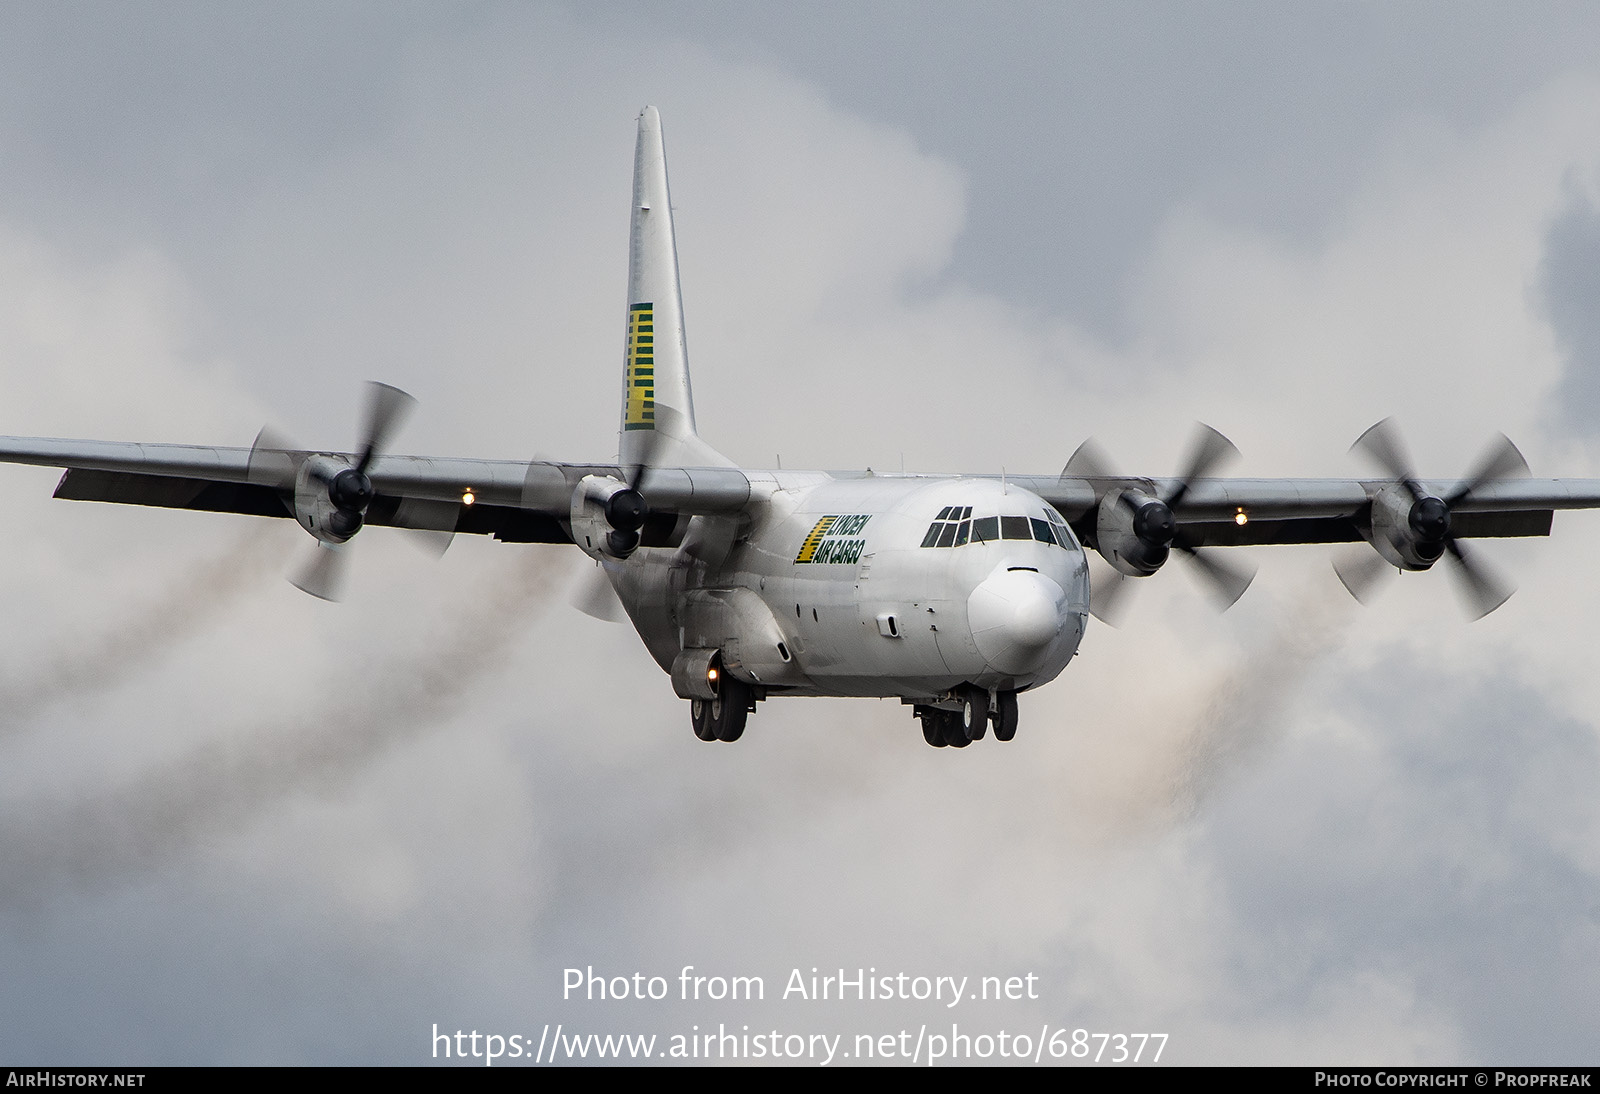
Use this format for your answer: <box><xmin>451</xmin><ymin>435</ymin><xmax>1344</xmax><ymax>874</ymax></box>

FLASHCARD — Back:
<box><xmin>711</xmin><ymin>679</ymin><xmax>750</xmax><ymax>742</ymax></box>
<box><xmin>939</xmin><ymin>711</ymin><xmax>971</xmax><ymax>748</ymax></box>
<box><xmin>691</xmin><ymin>698</ymin><xmax>715</xmax><ymax>741</ymax></box>
<box><xmin>960</xmin><ymin>687</ymin><xmax>988</xmax><ymax>741</ymax></box>
<box><xmin>992</xmin><ymin>689</ymin><xmax>1018</xmax><ymax>742</ymax></box>
<box><xmin>918</xmin><ymin>708</ymin><xmax>946</xmax><ymax>747</ymax></box>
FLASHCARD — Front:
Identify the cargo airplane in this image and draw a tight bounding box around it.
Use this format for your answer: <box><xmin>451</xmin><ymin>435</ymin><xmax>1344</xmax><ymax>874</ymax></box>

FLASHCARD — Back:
<box><xmin>3</xmin><ymin>107</ymin><xmax>1598</xmax><ymax>749</ymax></box>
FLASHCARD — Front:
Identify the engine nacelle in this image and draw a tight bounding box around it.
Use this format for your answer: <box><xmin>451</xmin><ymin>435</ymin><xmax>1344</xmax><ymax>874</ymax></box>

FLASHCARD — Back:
<box><xmin>570</xmin><ymin>474</ymin><xmax>647</xmax><ymax>561</ymax></box>
<box><xmin>1092</xmin><ymin>488</ymin><xmax>1175</xmax><ymax>577</ymax></box>
<box><xmin>293</xmin><ymin>454</ymin><xmax>369</xmax><ymax>545</ymax></box>
<box><xmin>1367</xmin><ymin>482</ymin><xmax>1450</xmax><ymax>570</ymax></box>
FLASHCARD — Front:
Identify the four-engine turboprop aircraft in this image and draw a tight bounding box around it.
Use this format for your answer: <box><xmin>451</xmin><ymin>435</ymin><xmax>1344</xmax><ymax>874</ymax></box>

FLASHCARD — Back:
<box><xmin>3</xmin><ymin>106</ymin><xmax>1600</xmax><ymax>749</ymax></box>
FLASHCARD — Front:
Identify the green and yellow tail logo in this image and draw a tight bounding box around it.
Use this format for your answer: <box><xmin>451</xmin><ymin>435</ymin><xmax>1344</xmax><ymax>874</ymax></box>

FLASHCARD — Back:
<box><xmin>624</xmin><ymin>302</ymin><xmax>655</xmax><ymax>431</ymax></box>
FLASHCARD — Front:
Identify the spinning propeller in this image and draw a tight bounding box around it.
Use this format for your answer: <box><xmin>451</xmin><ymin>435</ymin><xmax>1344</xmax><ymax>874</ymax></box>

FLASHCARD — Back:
<box><xmin>1334</xmin><ymin>417</ymin><xmax>1528</xmax><ymax>619</ymax></box>
<box><xmin>250</xmin><ymin>381</ymin><xmax>442</xmax><ymax>602</ymax></box>
<box><xmin>568</xmin><ymin>412</ymin><xmax>677</xmax><ymax>620</ymax></box>
<box><xmin>1065</xmin><ymin>423</ymin><xmax>1256</xmax><ymax>624</ymax></box>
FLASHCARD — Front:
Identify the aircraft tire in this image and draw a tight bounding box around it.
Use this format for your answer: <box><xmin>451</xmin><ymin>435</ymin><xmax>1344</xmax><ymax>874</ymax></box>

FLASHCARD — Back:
<box><xmin>940</xmin><ymin>712</ymin><xmax>971</xmax><ymax>748</ymax></box>
<box><xmin>713</xmin><ymin>680</ymin><xmax>750</xmax><ymax>742</ymax></box>
<box><xmin>993</xmin><ymin>690</ymin><xmax>1018</xmax><ymax>742</ymax></box>
<box><xmin>960</xmin><ymin>687</ymin><xmax>988</xmax><ymax>741</ymax></box>
<box><xmin>919</xmin><ymin>710</ymin><xmax>946</xmax><ymax>747</ymax></box>
<box><xmin>691</xmin><ymin>698</ymin><xmax>715</xmax><ymax>741</ymax></box>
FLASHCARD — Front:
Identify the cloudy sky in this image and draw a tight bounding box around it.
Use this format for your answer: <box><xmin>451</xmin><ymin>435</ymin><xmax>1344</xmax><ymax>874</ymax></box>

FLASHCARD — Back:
<box><xmin>2</xmin><ymin>0</ymin><xmax>1600</xmax><ymax>1066</ymax></box>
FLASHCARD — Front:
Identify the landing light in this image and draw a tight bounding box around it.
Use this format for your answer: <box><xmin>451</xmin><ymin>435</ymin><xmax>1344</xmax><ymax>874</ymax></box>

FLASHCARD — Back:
<box><xmin>462</xmin><ymin>490</ymin><xmax>476</xmax><ymax>506</ymax></box>
<box><xmin>1234</xmin><ymin>508</ymin><xmax>1248</xmax><ymax>526</ymax></box>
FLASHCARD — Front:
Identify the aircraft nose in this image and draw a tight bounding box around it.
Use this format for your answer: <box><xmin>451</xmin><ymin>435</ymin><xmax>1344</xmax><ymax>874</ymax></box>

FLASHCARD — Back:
<box><xmin>967</xmin><ymin>568</ymin><xmax>1067</xmax><ymax>675</ymax></box>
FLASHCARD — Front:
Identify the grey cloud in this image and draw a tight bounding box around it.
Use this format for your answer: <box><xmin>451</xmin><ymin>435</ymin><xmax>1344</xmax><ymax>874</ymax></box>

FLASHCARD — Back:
<box><xmin>583</xmin><ymin>1</ymin><xmax>1600</xmax><ymax>336</ymax></box>
<box><xmin>1540</xmin><ymin>184</ymin><xmax>1600</xmax><ymax>437</ymax></box>
<box><xmin>1207</xmin><ymin>655</ymin><xmax>1600</xmax><ymax>1062</ymax></box>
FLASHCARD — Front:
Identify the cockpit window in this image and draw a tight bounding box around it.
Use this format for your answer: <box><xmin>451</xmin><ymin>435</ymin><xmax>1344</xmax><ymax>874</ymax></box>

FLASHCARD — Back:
<box><xmin>922</xmin><ymin>506</ymin><xmax>1067</xmax><ymax>549</ymax></box>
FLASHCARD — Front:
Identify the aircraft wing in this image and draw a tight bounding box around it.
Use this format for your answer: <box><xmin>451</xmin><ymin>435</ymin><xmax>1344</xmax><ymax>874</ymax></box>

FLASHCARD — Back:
<box><xmin>1013</xmin><ymin>474</ymin><xmax>1600</xmax><ymax>546</ymax></box>
<box><xmin>4</xmin><ymin>432</ymin><xmax>1598</xmax><ymax>551</ymax></box>
<box><xmin>0</xmin><ymin>437</ymin><xmax>751</xmax><ymax>546</ymax></box>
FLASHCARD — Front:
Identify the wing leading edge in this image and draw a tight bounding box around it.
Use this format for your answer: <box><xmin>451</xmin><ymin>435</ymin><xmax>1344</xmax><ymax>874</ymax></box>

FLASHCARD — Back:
<box><xmin>7</xmin><ymin>431</ymin><xmax>1594</xmax><ymax>550</ymax></box>
<box><xmin>1010</xmin><ymin>474</ymin><xmax>1599</xmax><ymax>546</ymax></box>
<box><xmin>0</xmin><ymin>436</ymin><xmax>751</xmax><ymax>547</ymax></box>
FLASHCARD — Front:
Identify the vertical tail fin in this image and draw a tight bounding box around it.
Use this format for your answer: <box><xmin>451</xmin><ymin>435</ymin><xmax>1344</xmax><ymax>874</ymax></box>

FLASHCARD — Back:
<box><xmin>621</xmin><ymin>107</ymin><xmax>730</xmax><ymax>469</ymax></box>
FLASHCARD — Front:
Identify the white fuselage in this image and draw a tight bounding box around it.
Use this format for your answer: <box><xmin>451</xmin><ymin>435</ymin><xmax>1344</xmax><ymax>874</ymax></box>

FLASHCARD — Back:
<box><xmin>612</xmin><ymin>474</ymin><xmax>1090</xmax><ymax>700</ymax></box>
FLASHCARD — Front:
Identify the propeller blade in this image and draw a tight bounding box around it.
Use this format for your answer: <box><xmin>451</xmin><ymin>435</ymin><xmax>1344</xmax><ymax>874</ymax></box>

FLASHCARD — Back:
<box><xmin>397</xmin><ymin>527</ymin><xmax>455</xmax><ymax>559</ymax></box>
<box><xmin>571</xmin><ymin>562</ymin><xmax>628</xmax><ymax>623</ymax></box>
<box><xmin>1086</xmin><ymin>556</ymin><xmax>1132</xmax><ymax>626</ymax></box>
<box><xmin>247</xmin><ymin>426</ymin><xmax>300</xmax><ymax>488</ymax></box>
<box><xmin>1173</xmin><ymin>537</ymin><xmax>1255</xmax><ymax>609</ymax></box>
<box><xmin>1062</xmin><ymin>437</ymin><xmax>1117</xmax><ymax>481</ymax></box>
<box><xmin>388</xmin><ymin>496</ymin><xmax>459</xmax><ymax>559</ymax></box>
<box><xmin>354</xmin><ymin>381</ymin><xmax>416</xmax><ymax>474</ymax></box>
<box><xmin>1445</xmin><ymin>433</ymin><xmax>1530</xmax><ymax>507</ymax></box>
<box><xmin>290</xmin><ymin>542</ymin><xmax>350</xmax><ymax>602</ymax></box>
<box><xmin>1331</xmin><ymin>544</ymin><xmax>1396</xmax><ymax>605</ymax></box>
<box><xmin>1444</xmin><ymin>538</ymin><xmax>1515</xmax><ymax>620</ymax></box>
<box><xmin>1164</xmin><ymin>422</ymin><xmax>1239</xmax><ymax>511</ymax></box>
<box><xmin>1352</xmin><ymin>417</ymin><xmax>1423</xmax><ymax>501</ymax></box>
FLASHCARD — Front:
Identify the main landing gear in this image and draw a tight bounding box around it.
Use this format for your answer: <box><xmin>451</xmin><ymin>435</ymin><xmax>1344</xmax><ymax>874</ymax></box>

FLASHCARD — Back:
<box><xmin>916</xmin><ymin>686</ymin><xmax>1018</xmax><ymax>748</ymax></box>
<box><xmin>691</xmin><ymin>676</ymin><xmax>754</xmax><ymax>743</ymax></box>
